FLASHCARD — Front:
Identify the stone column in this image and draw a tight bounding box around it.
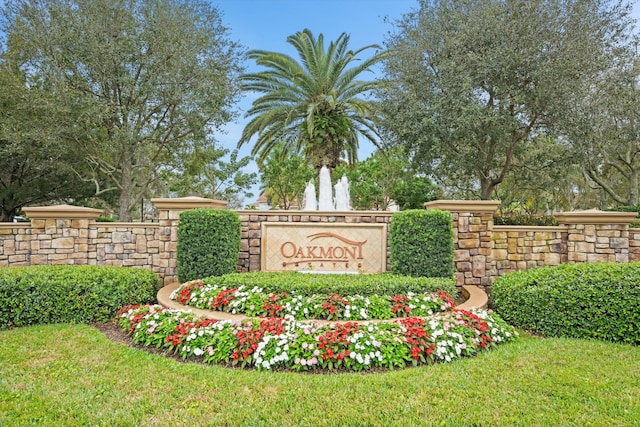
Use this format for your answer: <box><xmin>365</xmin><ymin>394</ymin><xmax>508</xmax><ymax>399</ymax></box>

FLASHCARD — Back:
<box><xmin>150</xmin><ymin>196</ymin><xmax>228</xmax><ymax>286</ymax></box>
<box><xmin>425</xmin><ymin>200</ymin><xmax>500</xmax><ymax>289</ymax></box>
<box><xmin>554</xmin><ymin>209</ymin><xmax>636</xmax><ymax>263</ymax></box>
<box><xmin>22</xmin><ymin>204</ymin><xmax>102</xmax><ymax>265</ymax></box>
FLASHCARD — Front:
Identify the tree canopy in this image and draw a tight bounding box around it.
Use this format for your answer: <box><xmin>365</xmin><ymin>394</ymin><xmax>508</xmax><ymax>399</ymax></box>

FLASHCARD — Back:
<box><xmin>258</xmin><ymin>143</ymin><xmax>315</xmax><ymax>210</ymax></box>
<box><xmin>0</xmin><ymin>56</ymin><xmax>93</xmax><ymax>221</ymax></box>
<box><xmin>335</xmin><ymin>147</ymin><xmax>442</xmax><ymax>210</ymax></box>
<box><xmin>238</xmin><ymin>29</ymin><xmax>386</xmax><ymax>175</ymax></box>
<box><xmin>561</xmin><ymin>50</ymin><xmax>640</xmax><ymax>205</ymax></box>
<box><xmin>379</xmin><ymin>0</ymin><xmax>636</xmax><ymax>200</ymax></box>
<box><xmin>2</xmin><ymin>0</ymin><xmax>244</xmax><ymax>220</ymax></box>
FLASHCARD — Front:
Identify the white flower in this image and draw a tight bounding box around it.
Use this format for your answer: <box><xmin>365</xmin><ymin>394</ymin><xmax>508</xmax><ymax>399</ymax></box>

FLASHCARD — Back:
<box><xmin>193</xmin><ymin>348</ymin><xmax>204</xmax><ymax>356</ymax></box>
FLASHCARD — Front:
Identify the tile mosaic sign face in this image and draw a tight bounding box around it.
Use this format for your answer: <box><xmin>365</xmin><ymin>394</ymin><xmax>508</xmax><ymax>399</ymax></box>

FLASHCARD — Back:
<box><xmin>261</xmin><ymin>223</ymin><xmax>387</xmax><ymax>273</ymax></box>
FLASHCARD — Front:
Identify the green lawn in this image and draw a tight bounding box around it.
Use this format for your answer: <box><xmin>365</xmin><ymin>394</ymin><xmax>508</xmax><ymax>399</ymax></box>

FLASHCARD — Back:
<box><xmin>1</xmin><ymin>324</ymin><xmax>638</xmax><ymax>427</ymax></box>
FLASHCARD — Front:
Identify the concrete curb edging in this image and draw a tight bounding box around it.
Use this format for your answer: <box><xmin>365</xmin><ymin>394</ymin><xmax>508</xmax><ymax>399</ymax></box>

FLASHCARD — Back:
<box><xmin>456</xmin><ymin>285</ymin><xmax>489</xmax><ymax>310</ymax></box>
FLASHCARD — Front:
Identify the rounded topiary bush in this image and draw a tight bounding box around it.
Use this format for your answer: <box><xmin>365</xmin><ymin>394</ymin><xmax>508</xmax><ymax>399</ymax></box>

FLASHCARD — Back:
<box><xmin>177</xmin><ymin>208</ymin><xmax>241</xmax><ymax>282</ymax></box>
<box><xmin>0</xmin><ymin>265</ymin><xmax>159</xmax><ymax>329</ymax></box>
<box><xmin>389</xmin><ymin>209</ymin><xmax>454</xmax><ymax>277</ymax></box>
<box><xmin>492</xmin><ymin>263</ymin><xmax>640</xmax><ymax>344</ymax></box>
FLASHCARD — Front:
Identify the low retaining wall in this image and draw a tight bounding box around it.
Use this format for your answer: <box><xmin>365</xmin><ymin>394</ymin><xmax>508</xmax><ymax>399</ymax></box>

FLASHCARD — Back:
<box><xmin>1</xmin><ymin>198</ymin><xmax>638</xmax><ymax>290</ymax></box>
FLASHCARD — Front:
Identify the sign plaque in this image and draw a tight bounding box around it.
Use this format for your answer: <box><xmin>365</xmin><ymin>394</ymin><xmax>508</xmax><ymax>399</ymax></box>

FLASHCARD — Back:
<box><xmin>261</xmin><ymin>222</ymin><xmax>387</xmax><ymax>273</ymax></box>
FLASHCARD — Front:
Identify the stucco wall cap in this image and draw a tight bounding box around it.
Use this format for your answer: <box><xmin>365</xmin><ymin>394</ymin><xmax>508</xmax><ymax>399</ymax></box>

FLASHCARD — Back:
<box><xmin>424</xmin><ymin>200</ymin><xmax>500</xmax><ymax>213</ymax></box>
<box><xmin>151</xmin><ymin>196</ymin><xmax>228</xmax><ymax>211</ymax></box>
<box><xmin>22</xmin><ymin>204</ymin><xmax>103</xmax><ymax>219</ymax></box>
<box><xmin>554</xmin><ymin>209</ymin><xmax>638</xmax><ymax>224</ymax></box>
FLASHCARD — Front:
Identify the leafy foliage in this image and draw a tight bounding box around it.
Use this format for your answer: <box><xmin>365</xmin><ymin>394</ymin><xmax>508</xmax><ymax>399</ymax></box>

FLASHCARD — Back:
<box><xmin>176</xmin><ymin>209</ymin><xmax>241</xmax><ymax>282</ymax></box>
<box><xmin>389</xmin><ymin>209</ymin><xmax>454</xmax><ymax>277</ymax></box>
<box><xmin>2</xmin><ymin>0</ymin><xmax>244</xmax><ymax>220</ymax></box>
<box><xmin>258</xmin><ymin>143</ymin><xmax>316</xmax><ymax>209</ymax></box>
<box><xmin>173</xmin><ymin>279</ymin><xmax>456</xmax><ymax>321</ymax></box>
<box><xmin>379</xmin><ymin>0</ymin><xmax>634</xmax><ymax>199</ymax></box>
<box><xmin>166</xmin><ymin>147</ymin><xmax>257</xmax><ymax>209</ymax></box>
<box><xmin>0</xmin><ymin>56</ymin><xmax>94</xmax><ymax>221</ymax></box>
<box><xmin>492</xmin><ymin>263</ymin><xmax>640</xmax><ymax>345</ymax></box>
<box><xmin>117</xmin><ymin>303</ymin><xmax>516</xmax><ymax>371</ymax></box>
<box><xmin>334</xmin><ymin>147</ymin><xmax>442</xmax><ymax>210</ymax></box>
<box><xmin>561</xmin><ymin>47</ymin><xmax>640</xmax><ymax>206</ymax></box>
<box><xmin>0</xmin><ymin>265</ymin><xmax>158</xmax><ymax>329</ymax></box>
<box><xmin>238</xmin><ymin>29</ymin><xmax>386</xmax><ymax>174</ymax></box>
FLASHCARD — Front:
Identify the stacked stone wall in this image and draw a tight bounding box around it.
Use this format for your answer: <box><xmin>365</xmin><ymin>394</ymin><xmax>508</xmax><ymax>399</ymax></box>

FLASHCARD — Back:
<box><xmin>0</xmin><ymin>223</ymin><xmax>30</xmax><ymax>266</ymax></box>
<box><xmin>629</xmin><ymin>228</ymin><xmax>640</xmax><ymax>262</ymax></box>
<box><xmin>566</xmin><ymin>224</ymin><xmax>629</xmax><ymax>263</ymax></box>
<box><xmin>3</xmin><ymin>199</ymin><xmax>640</xmax><ymax>289</ymax></box>
<box><xmin>492</xmin><ymin>226</ymin><xmax>567</xmax><ymax>276</ymax></box>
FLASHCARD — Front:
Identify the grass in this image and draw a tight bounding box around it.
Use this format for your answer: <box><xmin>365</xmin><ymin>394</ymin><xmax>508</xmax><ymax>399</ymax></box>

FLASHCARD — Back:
<box><xmin>1</xmin><ymin>324</ymin><xmax>639</xmax><ymax>426</ymax></box>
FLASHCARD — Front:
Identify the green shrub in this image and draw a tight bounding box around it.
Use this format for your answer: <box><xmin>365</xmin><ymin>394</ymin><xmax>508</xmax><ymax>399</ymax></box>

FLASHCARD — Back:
<box><xmin>493</xmin><ymin>215</ymin><xmax>558</xmax><ymax>226</ymax></box>
<box><xmin>492</xmin><ymin>263</ymin><xmax>640</xmax><ymax>344</ymax></box>
<box><xmin>604</xmin><ymin>206</ymin><xmax>640</xmax><ymax>227</ymax></box>
<box><xmin>199</xmin><ymin>271</ymin><xmax>457</xmax><ymax>298</ymax></box>
<box><xmin>0</xmin><ymin>265</ymin><xmax>158</xmax><ymax>329</ymax></box>
<box><xmin>177</xmin><ymin>209</ymin><xmax>241</xmax><ymax>282</ymax></box>
<box><xmin>389</xmin><ymin>209</ymin><xmax>454</xmax><ymax>277</ymax></box>
<box><xmin>604</xmin><ymin>205</ymin><xmax>640</xmax><ymax>213</ymax></box>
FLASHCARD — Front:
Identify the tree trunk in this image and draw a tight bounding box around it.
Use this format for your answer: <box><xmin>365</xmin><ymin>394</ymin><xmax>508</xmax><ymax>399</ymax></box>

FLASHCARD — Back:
<box><xmin>480</xmin><ymin>177</ymin><xmax>494</xmax><ymax>200</ymax></box>
<box><xmin>0</xmin><ymin>201</ymin><xmax>19</xmax><ymax>222</ymax></box>
<box><xmin>627</xmin><ymin>168</ymin><xmax>639</xmax><ymax>206</ymax></box>
<box><xmin>117</xmin><ymin>159</ymin><xmax>135</xmax><ymax>221</ymax></box>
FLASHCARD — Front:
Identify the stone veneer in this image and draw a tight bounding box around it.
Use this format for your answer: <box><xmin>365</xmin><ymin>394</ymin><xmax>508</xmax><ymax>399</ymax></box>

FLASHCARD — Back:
<box><xmin>492</xmin><ymin>226</ymin><xmax>568</xmax><ymax>276</ymax></box>
<box><xmin>2</xmin><ymin>198</ymin><xmax>640</xmax><ymax>290</ymax></box>
<box><xmin>425</xmin><ymin>200</ymin><xmax>500</xmax><ymax>288</ymax></box>
<box><xmin>1</xmin><ymin>197</ymin><xmax>226</xmax><ymax>286</ymax></box>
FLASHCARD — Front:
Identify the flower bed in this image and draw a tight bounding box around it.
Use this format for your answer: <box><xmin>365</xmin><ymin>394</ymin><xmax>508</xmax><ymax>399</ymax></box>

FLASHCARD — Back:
<box><xmin>171</xmin><ymin>279</ymin><xmax>457</xmax><ymax>321</ymax></box>
<box><xmin>116</xmin><ymin>304</ymin><xmax>517</xmax><ymax>371</ymax></box>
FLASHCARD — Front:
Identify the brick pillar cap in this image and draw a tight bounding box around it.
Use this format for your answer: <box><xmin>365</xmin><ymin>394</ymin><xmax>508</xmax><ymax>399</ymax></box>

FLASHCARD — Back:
<box><xmin>554</xmin><ymin>209</ymin><xmax>637</xmax><ymax>224</ymax></box>
<box><xmin>425</xmin><ymin>200</ymin><xmax>500</xmax><ymax>213</ymax></box>
<box><xmin>151</xmin><ymin>196</ymin><xmax>228</xmax><ymax>211</ymax></box>
<box><xmin>22</xmin><ymin>204</ymin><xmax>103</xmax><ymax>220</ymax></box>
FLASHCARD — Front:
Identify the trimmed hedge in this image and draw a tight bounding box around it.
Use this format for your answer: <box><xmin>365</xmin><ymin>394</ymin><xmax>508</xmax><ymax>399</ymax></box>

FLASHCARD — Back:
<box><xmin>176</xmin><ymin>209</ymin><xmax>241</xmax><ymax>283</ymax></box>
<box><xmin>199</xmin><ymin>271</ymin><xmax>457</xmax><ymax>298</ymax></box>
<box><xmin>493</xmin><ymin>215</ymin><xmax>558</xmax><ymax>226</ymax></box>
<box><xmin>0</xmin><ymin>265</ymin><xmax>159</xmax><ymax>329</ymax></box>
<box><xmin>605</xmin><ymin>206</ymin><xmax>640</xmax><ymax>227</ymax></box>
<box><xmin>389</xmin><ymin>209</ymin><xmax>454</xmax><ymax>277</ymax></box>
<box><xmin>492</xmin><ymin>263</ymin><xmax>640</xmax><ymax>344</ymax></box>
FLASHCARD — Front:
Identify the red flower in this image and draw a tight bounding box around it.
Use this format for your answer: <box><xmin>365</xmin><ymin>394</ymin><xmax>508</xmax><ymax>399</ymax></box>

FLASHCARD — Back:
<box><xmin>411</xmin><ymin>347</ymin><xmax>420</xmax><ymax>359</ymax></box>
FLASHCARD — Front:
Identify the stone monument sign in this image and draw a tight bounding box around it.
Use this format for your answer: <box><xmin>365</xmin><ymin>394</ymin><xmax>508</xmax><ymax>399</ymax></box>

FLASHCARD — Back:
<box><xmin>260</xmin><ymin>222</ymin><xmax>387</xmax><ymax>273</ymax></box>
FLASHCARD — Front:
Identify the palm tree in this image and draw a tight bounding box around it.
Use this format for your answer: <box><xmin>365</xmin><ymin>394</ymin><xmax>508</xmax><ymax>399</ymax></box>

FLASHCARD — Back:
<box><xmin>238</xmin><ymin>29</ymin><xmax>386</xmax><ymax>177</ymax></box>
